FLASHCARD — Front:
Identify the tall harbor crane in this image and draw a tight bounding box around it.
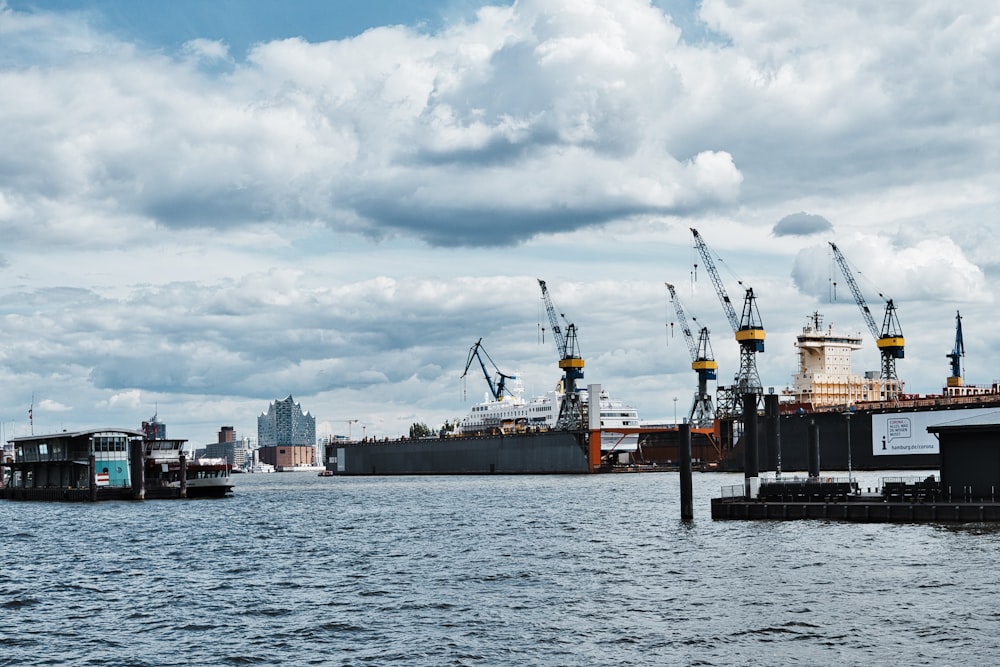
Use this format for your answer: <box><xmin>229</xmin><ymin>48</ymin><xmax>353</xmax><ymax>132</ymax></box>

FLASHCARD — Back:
<box><xmin>666</xmin><ymin>282</ymin><xmax>717</xmax><ymax>428</ymax></box>
<box><xmin>947</xmin><ymin>310</ymin><xmax>964</xmax><ymax>388</ymax></box>
<box><xmin>462</xmin><ymin>338</ymin><xmax>516</xmax><ymax>401</ymax></box>
<box><xmin>828</xmin><ymin>241</ymin><xmax>905</xmax><ymax>402</ymax></box>
<box><xmin>690</xmin><ymin>228</ymin><xmax>766</xmax><ymax>416</ymax></box>
<box><xmin>537</xmin><ymin>278</ymin><xmax>585</xmax><ymax>429</ymax></box>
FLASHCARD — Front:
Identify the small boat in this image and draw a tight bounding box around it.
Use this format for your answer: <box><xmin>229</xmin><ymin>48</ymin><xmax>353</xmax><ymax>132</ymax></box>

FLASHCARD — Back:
<box><xmin>144</xmin><ymin>438</ymin><xmax>234</xmax><ymax>498</ymax></box>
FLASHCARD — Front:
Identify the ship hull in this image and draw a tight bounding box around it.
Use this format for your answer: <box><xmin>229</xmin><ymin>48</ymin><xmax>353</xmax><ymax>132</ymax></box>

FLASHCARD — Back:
<box><xmin>327</xmin><ymin>430</ymin><xmax>591</xmax><ymax>475</ymax></box>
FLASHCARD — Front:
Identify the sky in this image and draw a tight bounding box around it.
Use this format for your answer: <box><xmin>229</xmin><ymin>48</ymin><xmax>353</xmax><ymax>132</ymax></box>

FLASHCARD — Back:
<box><xmin>0</xmin><ymin>0</ymin><xmax>997</xmax><ymax>445</ymax></box>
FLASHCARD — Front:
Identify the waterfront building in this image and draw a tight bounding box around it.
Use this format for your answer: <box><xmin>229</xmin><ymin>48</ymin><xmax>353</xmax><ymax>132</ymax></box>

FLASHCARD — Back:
<box><xmin>142</xmin><ymin>413</ymin><xmax>167</xmax><ymax>440</ymax></box>
<box><xmin>205</xmin><ymin>426</ymin><xmax>240</xmax><ymax>464</ymax></box>
<box><xmin>257</xmin><ymin>396</ymin><xmax>317</xmax><ymax>469</ymax></box>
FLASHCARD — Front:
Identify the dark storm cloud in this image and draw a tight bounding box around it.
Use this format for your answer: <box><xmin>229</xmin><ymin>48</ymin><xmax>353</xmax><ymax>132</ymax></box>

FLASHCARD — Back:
<box><xmin>773</xmin><ymin>212</ymin><xmax>833</xmax><ymax>237</ymax></box>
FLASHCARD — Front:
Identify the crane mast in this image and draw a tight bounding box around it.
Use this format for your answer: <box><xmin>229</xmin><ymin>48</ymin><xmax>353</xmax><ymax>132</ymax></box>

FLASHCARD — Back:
<box><xmin>947</xmin><ymin>310</ymin><xmax>964</xmax><ymax>388</ymax></box>
<box><xmin>667</xmin><ymin>283</ymin><xmax>717</xmax><ymax>428</ymax></box>
<box><xmin>690</xmin><ymin>228</ymin><xmax>765</xmax><ymax>416</ymax></box>
<box><xmin>828</xmin><ymin>242</ymin><xmax>904</xmax><ymax>402</ymax></box>
<box><xmin>462</xmin><ymin>338</ymin><xmax>515</xmax><ymax>401</ymax></box>
<box><xmin>537</xmin><ymin>279</ymin><xmax>585</xmax><ymax>429</ymax></box>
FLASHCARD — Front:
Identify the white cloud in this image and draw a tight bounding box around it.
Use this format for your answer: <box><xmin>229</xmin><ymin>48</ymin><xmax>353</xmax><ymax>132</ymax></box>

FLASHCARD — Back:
<box><xmin>0</xmin><ymin>1</ymin><xmax>997</xmax><ymax>441</ymax></box>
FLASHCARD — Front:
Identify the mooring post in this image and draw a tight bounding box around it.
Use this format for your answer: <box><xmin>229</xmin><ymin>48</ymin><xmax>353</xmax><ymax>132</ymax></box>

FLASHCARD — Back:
<box><xmin>179</xmin><ymin>453</ymin><xmax>187</xmax><ymax>499</ymax></box>
<box><xmin>680</xmin><ymin>423</ymin><xmax>693</xmax><ymax>521</ymax></box>
<box><xmin>88</xmin><ymin>453</ymin><xmax>97</xmax><ymax>503</ymax></box>
<box><xmin>743</xmin><ymin>392</ymin><xmax>759</xmax><ymax>498</ymax></box>
<box><xmin>808</xmin><ymin>419</ymin><xmax>820</xmax><ymax>479</ymax></box>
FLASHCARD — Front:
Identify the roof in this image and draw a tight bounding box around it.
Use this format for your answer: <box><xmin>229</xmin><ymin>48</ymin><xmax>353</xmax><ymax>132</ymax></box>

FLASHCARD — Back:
<box><xmin>925</xmin><ymin>411</ymin><xmax>1000</xmax><ymax>433</ymax></box>
<box><xmin>8</xmin><ymin>428</ymin><xmax>145</xmax><ymax>444</ymax></box>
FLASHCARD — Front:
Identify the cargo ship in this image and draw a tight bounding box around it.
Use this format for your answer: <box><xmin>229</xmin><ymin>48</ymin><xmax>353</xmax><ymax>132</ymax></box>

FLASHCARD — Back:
<box><xmin>715</xmin><ymin>312</ymin><xmax>1000</xmax><ymax>472</ymax></box>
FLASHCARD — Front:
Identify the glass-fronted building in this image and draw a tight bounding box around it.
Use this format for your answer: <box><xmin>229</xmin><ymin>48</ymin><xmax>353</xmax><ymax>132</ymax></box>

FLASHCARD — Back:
<box><xmin>257</xmin><ymin>395</ymin><xmax>316</xmax><ymax>448</ymax></box>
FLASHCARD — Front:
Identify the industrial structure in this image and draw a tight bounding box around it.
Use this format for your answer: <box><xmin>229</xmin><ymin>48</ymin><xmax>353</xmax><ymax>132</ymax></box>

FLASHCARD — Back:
<box><xmin>690</xmin><ymin>228</ymin><xmax>766</xmax><ymax>417</ymax></box>
<box><xmin>828</xmin><ymin>241</ymin><xmax>905</xmax><ymax>403</ymax></box>
<box><xmin>462</xmin><ymin>338</ymin><xmax>516</xmax><ymax>402</ymax></box>
<box><xmin>666</xmin><ymin>282</ymin><xmax>717</xmax><ymax>428</ymax></box>
<box><xmin>537</xmin><ymin>278</ymin><xmax>585</xmax><ymax>429</ymax></box>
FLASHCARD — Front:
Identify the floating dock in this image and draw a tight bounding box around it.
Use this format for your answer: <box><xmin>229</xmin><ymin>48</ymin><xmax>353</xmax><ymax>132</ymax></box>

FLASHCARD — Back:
<box><xmin>711</xmin><ymin>475</ymin><xmax>1000</xmax><ymax>522</ymax></box>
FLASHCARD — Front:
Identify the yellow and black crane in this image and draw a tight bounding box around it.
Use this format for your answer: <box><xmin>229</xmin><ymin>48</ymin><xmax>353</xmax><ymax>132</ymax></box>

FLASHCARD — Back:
<box><xmin>666</xmin><ymin>282</ymin><xmax>717</xmax><ymax>428</ymax></box>
<box><xmin>828</xmin><ymin>241</ymin><xmax>905</xmax><ymax>403</ymax></box>
<box><xmin>538</xmin><ymin>278</ymin><xmax>585</xmax><ymax>429</ymax></box>
<box><xmin>690</xmin><ymin>228</ymin><xmax>766</xmax><ymax>416</ymax></box>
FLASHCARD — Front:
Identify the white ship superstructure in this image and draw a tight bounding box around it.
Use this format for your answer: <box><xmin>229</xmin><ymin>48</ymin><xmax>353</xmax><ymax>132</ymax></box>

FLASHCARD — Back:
<box><xmin>785</xmin><ymin>312</ymin><xmax>897</xmax><ymax>407</ymax></box>
<box><xmin>458</xmin><ymin>376</ymin><xmax>640</xmax><ymax>451</ymax></box>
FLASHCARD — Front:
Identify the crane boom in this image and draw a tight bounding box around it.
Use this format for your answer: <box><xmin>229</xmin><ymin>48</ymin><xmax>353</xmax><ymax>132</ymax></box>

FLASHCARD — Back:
<box><xmin>666</xmin><ymin>283</ymin><xmax>699</xmax><ymax>361</ymax></box>
<box><xmin>538</xmin><ymin>279</ymin><xmax>567</xmax><ymax>358</ymax></box>
<box><xmin>691</xmin><ymin>228</ymin><xmax>740</xmax><ymax>332</ymax></box>
<box><xmin>829</xmin><ymin>242</ymin><xmax>880</xmax><ymax>340</ymax></box>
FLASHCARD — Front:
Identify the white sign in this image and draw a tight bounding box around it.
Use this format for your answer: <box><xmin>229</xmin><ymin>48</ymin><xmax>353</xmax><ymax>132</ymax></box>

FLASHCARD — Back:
<box><xmin>871</xmin><ymin>407</ymin><xmax>996</xmax><ymax>456</ymax></box>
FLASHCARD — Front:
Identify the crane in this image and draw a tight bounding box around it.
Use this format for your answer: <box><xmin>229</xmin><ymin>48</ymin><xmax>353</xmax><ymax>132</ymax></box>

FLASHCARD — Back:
<box><xmin>338</xmin><ymin>419</ymin><xmax>359</xmax><ymax>440</ymax></box>
<box><xmin>666</xmin><ymin>282</ymin><xmax>717</xmax><ymax>428</ymax></box>
<box><xmin>947</xmin><ymin>311</ymin><xmax>964</xmax><ymax>388</ymax></box>
<box><xmin>537</xmin><ymin>278</ymin><xmax>585</xmax><ymax>429</ymax></box>
<box><xmin>462</xmin><ymin>338</ymin><xmax>516</xmax><ymax>401</ymax></box>
<box><xmin>828</xmin><ymin>242</ymin><xmax>904</xmax><ymax>402</ymax></box>
<box><xmin>690</xmin><ymin>228</ymin><xmax>765</xmax><ymax>416</ymax></box>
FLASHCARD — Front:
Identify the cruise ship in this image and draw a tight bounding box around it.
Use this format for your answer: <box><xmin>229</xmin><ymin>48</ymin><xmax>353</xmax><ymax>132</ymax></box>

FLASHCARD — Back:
<box><xmin>457</xmin><ymin>375</ymin><xmax>641</xmax><ymax>452</ymax></box>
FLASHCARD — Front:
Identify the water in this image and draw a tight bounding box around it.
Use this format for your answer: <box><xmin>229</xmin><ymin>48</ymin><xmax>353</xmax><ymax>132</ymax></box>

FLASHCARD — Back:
<box><xmin>3</xmin><ymin>470</ymin><xmax>999</xmax><ymax>666</ymax></box>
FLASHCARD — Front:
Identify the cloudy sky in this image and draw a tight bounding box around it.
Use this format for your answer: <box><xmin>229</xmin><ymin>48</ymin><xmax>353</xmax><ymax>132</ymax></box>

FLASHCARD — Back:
<box><xmin>1</xmin><ymin>0</ymin><xmax>996</xmax><ymax>444</ymax></box>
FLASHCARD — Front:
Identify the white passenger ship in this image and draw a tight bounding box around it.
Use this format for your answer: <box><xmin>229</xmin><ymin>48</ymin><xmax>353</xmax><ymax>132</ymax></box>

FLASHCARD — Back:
<box><xmin>458</xmin><ymin>376</ymin><xmax>640</xmax><ymax>451</ymax></box>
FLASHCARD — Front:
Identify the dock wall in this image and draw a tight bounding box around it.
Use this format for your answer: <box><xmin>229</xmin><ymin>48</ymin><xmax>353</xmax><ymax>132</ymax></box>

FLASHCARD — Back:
<box><xmin>330</xmin><ymin>430</ymin><xmax>591</xmax><ymax>475</ymax></box>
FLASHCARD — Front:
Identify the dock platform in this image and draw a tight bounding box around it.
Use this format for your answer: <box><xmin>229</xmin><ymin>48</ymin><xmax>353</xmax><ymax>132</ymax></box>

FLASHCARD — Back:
<box><xmin>711</xmin><ymin>475</ymin><xmax>1000</xmax><ymax>522</ymax></box>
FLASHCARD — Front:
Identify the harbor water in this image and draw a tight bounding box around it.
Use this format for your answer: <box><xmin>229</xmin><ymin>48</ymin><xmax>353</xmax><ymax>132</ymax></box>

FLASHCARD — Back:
<box><xmin>3</xmin><ymin>470</ymin><xmax>999</xmax><ymax>666</ymax></box>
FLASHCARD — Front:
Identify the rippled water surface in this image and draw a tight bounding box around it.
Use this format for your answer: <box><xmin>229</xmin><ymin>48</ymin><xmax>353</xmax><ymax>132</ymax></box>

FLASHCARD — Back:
<box><xmin>3</xmin><ymin>470</ymin><xmax>1000</xmax><ymax>666</ymax></box>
